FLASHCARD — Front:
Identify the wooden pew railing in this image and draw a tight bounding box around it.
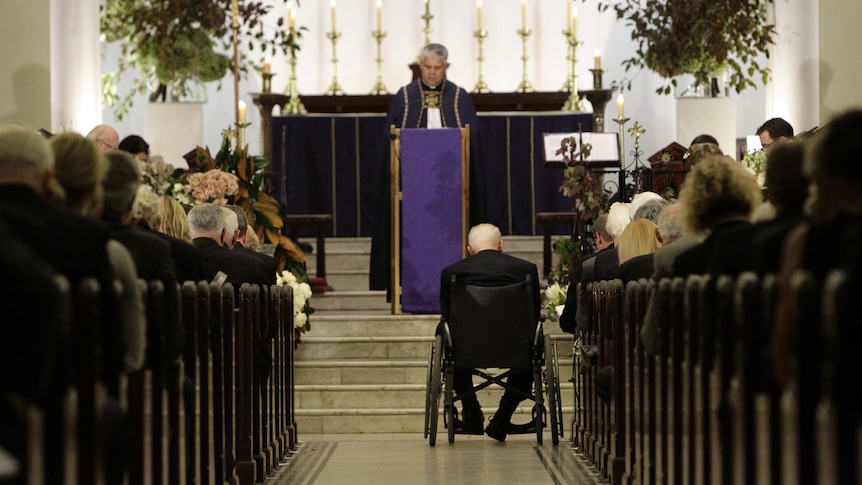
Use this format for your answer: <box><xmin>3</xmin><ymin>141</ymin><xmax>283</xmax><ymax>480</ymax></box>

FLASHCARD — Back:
<box><xmin>568</xmin><ymin>271</ymin><xmax>857</xmax><ymax>485</ymax></box>
<box><xmin>13</xmin><ymin>280</ymin><xmax>296</xmax><ymax>485</ymax></box>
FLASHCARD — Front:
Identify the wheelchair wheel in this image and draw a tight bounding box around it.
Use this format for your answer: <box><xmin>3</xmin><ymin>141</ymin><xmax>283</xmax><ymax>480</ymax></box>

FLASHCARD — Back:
<box><xmin>445</xmin><ymin>359</ymin><xmax>456</xmax><ymax>444</ymax></box>
<box><xmin>427</xmin><ymin>335</ymin><xmax>443</xmax><ymax>446</ymax></box>
<box><xmin>424</xmin><ymin>340</ymin><xmax>436</xmax><ymax>439</ymax></box>
<box><xmin>544</xmin><ymin>334</ymin><xmax>561</xmax><ymax>445</ymax></box>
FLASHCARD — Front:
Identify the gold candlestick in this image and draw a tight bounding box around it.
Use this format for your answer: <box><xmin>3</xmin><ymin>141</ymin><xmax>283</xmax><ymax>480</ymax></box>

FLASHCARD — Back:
<box><xmin>285</xmin><ymin>31</ymin><xmax>307</xmax><ymax>115</ymax></box>
<box><xmin>562</xmin><ymin>29</ymin><xmax>585</xmax><ymax>111</ymax></box>
<box><xmin>326</xmin><ymin>31</ymin><xmax>344</xmax><ymax>95</ymax></box>
<box><xmin>262</xmin><ymin>72</ymin><xmax>274</xmax><ymax>93</ymax></box>
<box><xmin>370</xmin><ymin>30</ymin><xmax>388</xmax><ymax>95</ymax></box>
<box><xmin>235</xmin><ymin>121</ymin><xmax>251</xmax><ymax>150</ymax></box>
<box><xmin>516</xmin><ymin>27</ymin><xmax>533</xmax><ymax>92</ymax></box>
<box><xmin>590</xmin><ymin>68</ymin><xmax>608</xmax><ymax>90</ymax></box>
<box><xmin>472</xmin><ymin>30</ymin><xmax>490</xmax><ymax>93</ymax></box>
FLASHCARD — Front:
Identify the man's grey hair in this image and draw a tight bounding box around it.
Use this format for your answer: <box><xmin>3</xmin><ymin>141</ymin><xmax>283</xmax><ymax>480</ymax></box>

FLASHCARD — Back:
<box><xmin>102</xmin><ymin>150</ymin><xmax>141</xmax><ymax>221</ymax></box>
<box><xmin>467</xmin><ymin>223</ymin><xmax>501</xmax><ymax>248</ymax></box>
<box><xmin>188</xmin><ymin>203</ymin><xmax>226</xmax><ymax>235</ymax></box>
<box><xmin>226</xmin><ymin>204</ymin><xmax>248</xmax><ymax>233</ymax></box>
<box><xmin>656</xmin><ymin>202</ymin><xmax>684</xmax><ymax>241</ymax></box>
<box><xmin>221</xmin><ymin>206</ymin><xmax>239</xmax><ymax>236</ymax></box>
<box><xmin>633</xmin><ymin>198</ymin><xmax>669</xmax><ymax>224</ymax></box>
<box><xmin>0</xmin><ymin>125</ymin><xmax>53</xmax><ymax>180</ymax></box>
<box><xmin>421</xmin><ymin>43</ymin><xmax>448</xmax><ymax>63</ymax></box>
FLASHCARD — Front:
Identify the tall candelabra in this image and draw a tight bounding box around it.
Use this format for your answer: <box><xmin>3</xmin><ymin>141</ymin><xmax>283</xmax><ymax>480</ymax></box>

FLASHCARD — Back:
<box><xmin>562</xmin><ymin>29</ymin><xmax>585</xmax><ymax>111</ymax></box>
<box><xmin>325</xmin><ymin>31</ymin><xmax>344</xmax><ymax>95</ymax></box>
<box><xmin>370</xmin><ymin>30</ymin><xmax>388</xmax><ymax>95</ymax></box>
<box><xmin>235</xmin><ymin>121</ymin><xmax>251</xmax><ymax>150</ymax></box>
<box><xmin>614</xmin><ymin>116</ymin><xmax>631</xmax><ymax>175</ymax></box>
<box><xmin>472</xmin><ymin>29</ymin><xmax>490</xmax><ymax>93</ymax></box>
<box><xmin>285</xmin><ymin>36</ymin><xmax>307</xmax><ymax>114</ymax></box>
<box><xmin>516</xmin><ymin>27</ymin><xmax>533</xmax><ymax>92</ymax></box>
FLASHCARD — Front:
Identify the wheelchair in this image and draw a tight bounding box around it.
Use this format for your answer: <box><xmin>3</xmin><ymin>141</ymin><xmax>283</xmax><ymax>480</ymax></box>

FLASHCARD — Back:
<box><xmin>423</xmin><ymin>275</ymin><xmax>564</xmax><ymax>446</ymax></box>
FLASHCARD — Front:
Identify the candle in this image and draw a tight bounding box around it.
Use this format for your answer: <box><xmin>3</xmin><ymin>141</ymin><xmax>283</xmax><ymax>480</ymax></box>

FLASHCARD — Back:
<box><xmin>231</xmin><ymin>0</ymin><xmax>238</xmax><ymax>23</ymax></box>
<box><xmin>376</xmin><ymin>0</ymin><xmax>382</xmax><ymax>31</ymax></box>
<box><xmin>594</xmin><ymin>48</ymin><xmax>602</xmax><ymax>70</ymax></box>
<box><xmin>617</xmin><ymin>94</ymin><xmax>625</xmax><ymax>118</ymax></box>
<box><xmin>572</xmin><ymin>7</ymin><xmax>578</xmax><ymax>39</ymax></box>
<box><xmin>262</xmin><ymin>57</ymin><xmax>271</xmax><ymax>74</ymax></box>
<box><xmin>477</xmin><ymin>0</ymin><xmax>483</xmax><ymax>31</ymax></box>
<box><xmin>330</xmin><ymin>0</ymin><xmax>336</xmax><ymax>32</ymax></box>
<box><xmin>566</xmin><ymin>0</ymin><xmax>571</xmax><ymax>31</ymax></box>
<box><xmin>288</xmin><ymin>3</ymin><xmax>296</xmax><ymax>30</ymax></box>
<box><xmin>521</xmin><ymin>0</ymin><xmax>527</xmax><ymax>30</ymax></box>
<box><xmin>238</xmin><ymin>100</ymin><xmax>247</xmax><ymax>124</ymax></box>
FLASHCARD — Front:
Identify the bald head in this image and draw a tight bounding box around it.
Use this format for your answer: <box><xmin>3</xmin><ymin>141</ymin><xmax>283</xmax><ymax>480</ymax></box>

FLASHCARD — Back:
<box><xmin>86</xmin><ymin>124</ymin><xmax>120</xmax><ymax>151</ymax></box>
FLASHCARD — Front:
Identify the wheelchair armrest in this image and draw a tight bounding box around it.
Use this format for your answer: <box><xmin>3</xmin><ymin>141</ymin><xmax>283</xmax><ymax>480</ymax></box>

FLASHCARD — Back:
<box><xmin>533</xmin><ymin>320</ymin><xmax>544</xmax><ymax>346</ymax></box>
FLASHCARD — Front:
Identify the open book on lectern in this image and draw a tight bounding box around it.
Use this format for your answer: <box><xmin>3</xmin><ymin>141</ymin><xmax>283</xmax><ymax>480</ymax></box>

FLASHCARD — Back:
<box><xmin>542</xmin><ymin>132</ymin><xmax>621</xmax><ymax>168</ymax></box>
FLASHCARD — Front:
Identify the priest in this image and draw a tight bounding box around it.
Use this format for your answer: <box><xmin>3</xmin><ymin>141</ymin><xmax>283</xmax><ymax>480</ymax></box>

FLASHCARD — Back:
<box><xmin>369</xmin><ymin>43</ymin><xmax>487</xmax><ymax>295</ymax></box>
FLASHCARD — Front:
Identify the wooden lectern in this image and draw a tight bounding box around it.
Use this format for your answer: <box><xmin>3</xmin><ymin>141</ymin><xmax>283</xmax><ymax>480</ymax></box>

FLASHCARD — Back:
<box><xmin>390</xmin><ymin>126</ymin><xmax>470</xmax><ymax>314</ymax></box>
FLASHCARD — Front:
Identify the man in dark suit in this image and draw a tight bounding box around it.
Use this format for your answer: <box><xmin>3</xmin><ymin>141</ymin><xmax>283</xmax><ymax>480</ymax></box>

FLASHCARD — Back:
<box><xmin>439</xmin><ymin>223</ymin><xmax>540</xmax><ymax>442</ymax></box>
<box><xmin>558</xmin><ymin>213</ymin><xmax>613</xmax><ymax>334</ymax></box>
<box><xmin>102</xmin><ymin>150</ymin><xmax>184</xmax><ymax>366</ymax></box>
<box><xmin>188</xmin><ymin>203</ymin><xmax>268</xmax><ymax>300</ymax></box>
<box><xmin>225</xmin><ymin>204</ymin><xmax>277</xmax><ymax>286</ymax></box>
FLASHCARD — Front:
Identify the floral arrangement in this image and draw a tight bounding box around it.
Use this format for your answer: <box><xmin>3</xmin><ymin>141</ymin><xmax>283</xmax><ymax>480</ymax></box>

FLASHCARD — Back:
<box><xmin>742</xmin><ymin>149</ymin><xmax>767</xmax><ymax>188</ymax></box>
<box><xmin>276</xmin><ymin>270</ymin><xmax>314</xmax><ymax>331</ymax></box>
<box><xmin>138</xmin><ymin>155</ymin><xmax>177</xmax><ymax>196</ymax></box>
<box><xmin>557</xmin><ymin>136</ymin><xmax>608</xmax><ymax>221</ymax></box>
<box><xmin>542</xmin><ymin>282</ymin><xmax>568</xmax><ymax>322</ymax></box>
<box><xmin>172</xmin><ymin>168</ymin><xmax>239</xmax><ymax>206</ymax></box>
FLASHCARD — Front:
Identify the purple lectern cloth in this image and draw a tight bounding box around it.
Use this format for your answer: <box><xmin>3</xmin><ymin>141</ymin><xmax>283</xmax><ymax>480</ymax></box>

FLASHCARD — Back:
<box><xmin>400</xmin><ymin>128</ymin><xmax>464</xmax><ymax>314</ymax></box>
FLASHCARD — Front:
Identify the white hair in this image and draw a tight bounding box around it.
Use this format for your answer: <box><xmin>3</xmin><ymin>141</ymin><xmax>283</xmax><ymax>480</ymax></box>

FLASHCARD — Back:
<box><xmin>628</xmin><ymin>191</ymin><xmax>664</xmax><ymax>219</ymax></box>
<box><xmin>606</xmin><ymin>202</ymin><xmax>632</xmax><ymax>239</ymax></box>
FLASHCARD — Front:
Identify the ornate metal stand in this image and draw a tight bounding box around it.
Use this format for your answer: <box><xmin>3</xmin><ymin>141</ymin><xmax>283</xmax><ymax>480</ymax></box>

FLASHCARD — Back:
<box><xmin>421</xmin><ymin>1</ymin><xmax>433</xmax><ymax>49</ymax></box>
<box><xmin>325</xmin><ymin>31</ymin><xmax>344</xmax><ymax>95</ymax></box>
<box><xmin>562</xmin><ymin>29</ymin><xmax>585</xmax><ymax>111</ymax></box>
<box><xmin>472</xmin><ymin>29</ymin><xmax>491</xmax><ymax>93</ymax></box>
<box><xmin>627</xmin><ymin>122</ymin><xmax>649</xmax><ymax>194</ymax></box>
<box><xmin>590</xmin><ymin>68</ymin><xmax>608</xmax><ymax>89</ymax></box>
<box><xmin>582</xmin><ymin>90</ymin><xmax>613</xmax><ymax>132</ymax></box>
<box><xmin>516</xmin><ymin>27</ymin><xmax>533</xmax><ymax>92</ymax></box>
<box><xmin>285</xmin><ymin>34</ymin><xmax>307</xmax><ymax>114</ymax></box>
<box><xmin>370</xmin><ymin>30</ymin><xmax>388</xmax><ymax>94</ymax></box>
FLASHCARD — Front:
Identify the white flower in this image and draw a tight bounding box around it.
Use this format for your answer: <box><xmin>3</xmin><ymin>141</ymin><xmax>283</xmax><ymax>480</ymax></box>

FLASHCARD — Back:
<box><xmin>294</xmin><ymin>312</ymin><xmax>308</xmax><ymax>328</ymax></box>
<box><xmin>276</xmin><ymin>270</ymin><xmax>312</xmax><ymax>329</ymax></box>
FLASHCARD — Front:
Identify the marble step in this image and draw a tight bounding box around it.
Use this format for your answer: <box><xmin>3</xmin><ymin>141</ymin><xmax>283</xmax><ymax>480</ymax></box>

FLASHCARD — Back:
<box><xmin>308</xmin><ymin>290</ymin><xmax>391</xmax><ymax>312</ymax></box>
<box><xmin>294</xmin><ymin>358</ymin><xmax>576</xmax><ymax>386</ymax></box>
<box><xmin>296</xmin><ymin>406</ymin><xmax>577</xmax><ymax>435</ymax></box>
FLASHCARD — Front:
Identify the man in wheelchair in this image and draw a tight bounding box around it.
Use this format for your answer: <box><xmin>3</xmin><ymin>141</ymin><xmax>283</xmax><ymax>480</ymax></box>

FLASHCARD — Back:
<box><xmin>438</xmin><ymin>224</ymin><xmax>541</xmax><ymax>441</ymax></box>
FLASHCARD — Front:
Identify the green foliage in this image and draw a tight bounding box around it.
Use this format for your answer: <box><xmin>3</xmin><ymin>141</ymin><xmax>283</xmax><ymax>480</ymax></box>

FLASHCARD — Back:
<box><xmin>593</xmin><ymin>0</ymin><xmax>776</xmax><ymax>95</ymax></box>
<box><xmin>557</xmin><ymin>136</ymin><xmax>608</xmax><ymax>223</ymax></box>
<box><xmin>100</xmin><ymin>0</ymin><xmax>304</xmax><ymax>119</ymax></box>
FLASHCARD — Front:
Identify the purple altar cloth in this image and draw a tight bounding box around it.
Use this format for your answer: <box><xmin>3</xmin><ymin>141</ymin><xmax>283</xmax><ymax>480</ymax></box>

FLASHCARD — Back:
<box><xmin>400</xmin><ymin>128</ymin><xmax>465</xmax><ymax>314</ymax></box>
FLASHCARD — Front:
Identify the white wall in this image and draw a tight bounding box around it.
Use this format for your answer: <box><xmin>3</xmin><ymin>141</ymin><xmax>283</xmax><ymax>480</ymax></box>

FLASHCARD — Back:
<box><xmin>819</xmin><ymin>0</ymin><xmax>862</xmax><ymax>122</ymax></box>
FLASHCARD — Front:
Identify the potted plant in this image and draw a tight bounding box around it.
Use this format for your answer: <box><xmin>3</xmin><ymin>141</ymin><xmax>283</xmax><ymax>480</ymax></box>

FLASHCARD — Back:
<box><xmin>594</xmin><ymin>0</ymin><xmax>777</xmax><ymax>95</ymax></box>
<box><xmin>100</xmin><ymin>0</ymin><xmax>302</xmax><ymax>119</ymax></box>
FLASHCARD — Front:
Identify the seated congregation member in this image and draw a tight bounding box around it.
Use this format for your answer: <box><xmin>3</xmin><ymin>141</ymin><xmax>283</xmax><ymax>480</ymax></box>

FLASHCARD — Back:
<box><xmin>617</xmin><ymin>218</ymin><xmax>662</xmax><ymax>282</ymax></box>
<box><xmin>672</xmin><ymin>155</ymin><xmax>763</xmax><ymax>277</ymax></box>
<box><xmin>134</xmin><ymin>187</ymin><xmax>205</xmax><ymax>283</ymax></box>
<box><xmin>226</xmin><ymin>204</ymin><xmax>277</xmax><ymax>286</ymax></box>
<box><xmin>558</xmin><ymin>213</ymin><xmax>613</xmax><ymax>334</ymax></box>
<box><xmin>628</xmin><ymin>191</ymin><xmax>666</xmax><ymax>223</ymax></box>
<box><xmin>102</xmin><ymin>150</ymin><xmax>184</xmax><ymax>366</ymax></box>
<box><xmin>640</xmin><ymin>202</ymin><xmax>697</xmax><ymax>354</ymax></box>
<box><xmin>439</xmin><ymin>224</ymin><xmax>541</xmax><ymax>442</ymax></box>
<box><xmin>86</xmin><ymin>124</ymin><xmax>120</xmax><ymax>152</ymax></box>
<box><xmin>589</xmin><ymin>202</ymin><xmax>631</xmax><ymax>281</ymax></box>
<box><xmin>188</xmin><ymin>203</ymin><xmax>268</xmax><ymax>296</ymax></box>
<box><xmin>161</xmin><ymin>195</ymin><xmax>193</xmax><ymax>242</ymax></box>
<box><xmin>118</xmin><ymin>134</ymin><xmax>150</xmax><ymax>162</ymax></box>
<box><xmin>49</xmin><ymin>132</ymin><xmax>147</xmax><ymax>374</ymax></box>
<box><xmin>772</xmin><ymin>109</ymin><xmax>862</xmax><ymax>386</ymax></box>
<box><xmin>757</xmin><ymin>117</ymin><xmax>794</xmax><ymax>152</ymax></box>
<box><xmin>707</xmin><ymin>141</ymin><xmax>808</xmax><ymax>276</ymax></box>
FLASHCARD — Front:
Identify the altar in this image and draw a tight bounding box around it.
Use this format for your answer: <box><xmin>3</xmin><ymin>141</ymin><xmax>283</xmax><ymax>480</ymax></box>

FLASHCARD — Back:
<box><xmin>270</xmin><ymin>110</ymin><xmax>593</xmax><ymax>238</ymax></box>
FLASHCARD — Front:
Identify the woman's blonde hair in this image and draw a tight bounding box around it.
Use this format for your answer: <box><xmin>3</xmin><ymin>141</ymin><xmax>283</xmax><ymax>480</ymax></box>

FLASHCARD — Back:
<box><xmin>50</xmin><ymin>132</ymin><xmax>108</xmax><ymax>215</ymax></box>
<box><xmin>617</xmin><ymin>218</ymin><xmax>661</xmax><ymax>264</ymax></box>
<box><xmin>161</xmin><ymin>196</ymin><xmax>192</xmax><ymax>242</ymax></box>
<box><xmin>134</xmin><ymin>186</ymin><xmax>164</xmax><ymax>230</ymax></box>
